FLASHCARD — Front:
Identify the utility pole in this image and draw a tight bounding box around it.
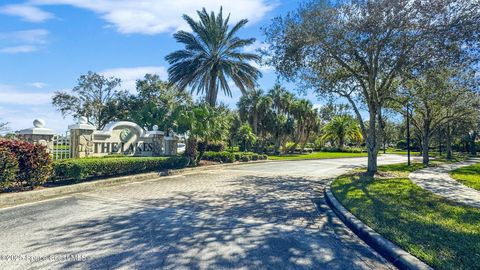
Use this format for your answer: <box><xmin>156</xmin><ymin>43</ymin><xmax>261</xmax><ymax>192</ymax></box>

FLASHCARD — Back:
<box><xmin>406</xmin><ymin>103</ymin><xmax>411</xmax><ymax>166</ymax></box>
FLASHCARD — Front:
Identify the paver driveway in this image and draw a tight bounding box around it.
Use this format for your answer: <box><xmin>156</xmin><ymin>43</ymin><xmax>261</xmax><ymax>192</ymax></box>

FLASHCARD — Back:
<box><xmin>0</xmin><ymin>155</ymin><xmax>407</xmax><ymax>270</ymax></box>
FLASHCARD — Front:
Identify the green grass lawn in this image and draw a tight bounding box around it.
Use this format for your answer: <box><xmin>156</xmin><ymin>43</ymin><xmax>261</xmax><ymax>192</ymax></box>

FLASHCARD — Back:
<box><xmin>331</xmin><ymin>163</ymin><xmax>480</xmax><ymax>270</ymax></box>
<box><xmin>268</xmin><ymin>151</ymin><xmax>367</xmax><ymax>160</ymax></box>
<box><xmin>385</xmin><ymin>149</ymin><xmax>421</xmax><ymax>156</ymax></box>
<box><xmin>450</xmin><ymin>163</ymin><xmax>480</xmax><ymax>191</ymax></box>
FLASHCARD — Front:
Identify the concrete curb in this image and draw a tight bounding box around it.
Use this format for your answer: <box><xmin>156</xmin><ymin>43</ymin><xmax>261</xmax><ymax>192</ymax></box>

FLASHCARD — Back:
<box><xmin>324</xmin><ymin>186</ymin><xmax>433</xmax><ymax>270</ymax></box>
<box><xmin>0</xmin><ymin>159</ymin><xmax>272</xmax><ymax>209</ymax></box>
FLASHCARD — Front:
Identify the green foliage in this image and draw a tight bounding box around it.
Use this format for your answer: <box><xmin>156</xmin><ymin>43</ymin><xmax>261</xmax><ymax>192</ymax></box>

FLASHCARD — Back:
<box><xmin>204</xmin><ymin>142</ymin><xmax>226</xmax><ymax>152</ymax></box>
<box><xmin>319</xmin><ymin>147</ymin><xmax>363</xmax><ymax>153</ymax></box>
<box><xmin>52</xmin><ymin>71</ymin><xmax>123</xmax><ymax>129</ymax></box>
<box><xmin>201</xmin><ymin>151</ymin><xmax>235</xmax><ymax>163</ymax></box>
<box><xmin>240</xmin><ymin>155</ymin><xmax>250</xmax><ymax>162</ymax></box>
<box><xmin>54</xmin><ymin>156</ymin><xmax>189</xmax><ymax>181</ymax></box>
<box><xmin>166</xmin><ymin>8</ymin><xmax>261</xmax><ymax>106</ymax></box>
<box><xmin>179</xmin><ymin>103</ymin><xmax>232</xmax><ymax>165</ymax></box>
<box><xmin>0</xmin><ymin>147</ymin><xmax>18</xmax><ymax>189</ymax></box>
<box><xmin>236</xmin><ymin>123</ymin><xmax>257</xmax><ymax>152</ymax></box>
<box><xmin>202</xmin><ymin>151</ymin><xmax>267</xmax><ymax>163</ymax></box>
<box><xmin>124</xmin><ymin>74</ymin><xmax>193</xmax><ymax>132</ymax></box>
<box><xmin>0</xmin><ymin>139</ymin><xmax>53</xmax><ymax>189</ymax></box>
<box><xmin>321</xmin><ymin>115</ymin><xmax>363</xmax><ymax>148</ymax></box>
<box><xmin>332</xmin><ymin>164</ymin><xmax>480</xmax><ymax>270</ymax></box>
<box><xmin>265</xmin><ymin>0</ymin><xmax>479</xmax><ymax>173</ymax></box>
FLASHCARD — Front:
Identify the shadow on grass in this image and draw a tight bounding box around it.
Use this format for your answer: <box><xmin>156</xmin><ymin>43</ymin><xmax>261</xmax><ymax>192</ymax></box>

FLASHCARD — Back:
<box><xmin>332</xmin><ymin>172</ymin><xmax>480</xmax><ymax>270</ymax></box>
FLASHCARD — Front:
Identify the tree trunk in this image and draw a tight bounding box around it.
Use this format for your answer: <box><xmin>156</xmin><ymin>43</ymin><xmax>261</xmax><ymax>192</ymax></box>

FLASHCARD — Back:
<box><xmin>470</xmin><ymin>131</ymin><xmax>477</xmax><ymax>156</ymax></box>
<box><xmin>422</xmin><ymin>129</ymin><xmax>430</xmax><ymax>166</ymax></box>
<box><xmin>196</xmin><ymin>140</ymin><xmax>208</xmax><ymax>164</ymax></box>
<box><xmin>366</xmin><ymin>111</ymin><xmax>378</xmax><ymax>175</ymax></box>
<box><xmin>446</xmin><ymin>125</ymin><xmax>452</xmax><ymax>160</ymax></box>
<box><xmin>339</xmin><ymin>136</ymin><xmax>345</xmax><ymax>149</ymax></box>
<box><xmin>185</xmin><ymin>137</ymin><xmax>198</xmax><ymax>166</ymax></box>
<box><xmin>252</xmin><ymin>113</ymin><xmax>258</xmax><ymax>135</ymax></box>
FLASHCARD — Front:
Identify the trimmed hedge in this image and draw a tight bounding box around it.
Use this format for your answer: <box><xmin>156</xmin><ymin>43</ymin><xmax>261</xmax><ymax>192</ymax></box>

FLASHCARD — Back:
<box><xmin>314</xmin><ymin>147</ymin><xmax>364</xmax><ymax>153</ymax></box>
<box><xmin>202</xmin><ymin>151</ymin><xmax>235</xmax><ymax>163</ymax></box>
<box><xmin>202</xmin><ymin>151</ymin><xmax>268</xmax><ymax>163</ymax></box>
<box><xmin>0</xmin><ymin>139</ymin><xmax>53</xmax><ymax>189</ymax></box>
<box><xmin>54</xmin><ymin>156</ymin><xmax>189</xmax><ymax>181</ymax></box>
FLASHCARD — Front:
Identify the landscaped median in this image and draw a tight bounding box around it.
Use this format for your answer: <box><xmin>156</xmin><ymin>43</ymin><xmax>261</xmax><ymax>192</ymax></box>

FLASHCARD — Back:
<box><xmin>327</xmin><ymin>163</ymin><xmax>480</xmax><ymax>270</ymax></box>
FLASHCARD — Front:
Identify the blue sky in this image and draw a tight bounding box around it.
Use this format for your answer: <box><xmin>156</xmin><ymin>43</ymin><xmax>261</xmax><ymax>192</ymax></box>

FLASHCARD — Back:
<box><xmin>0</xmin><ymin>0</ymin><xmax>319</xmax><ymax>133</ymax></box>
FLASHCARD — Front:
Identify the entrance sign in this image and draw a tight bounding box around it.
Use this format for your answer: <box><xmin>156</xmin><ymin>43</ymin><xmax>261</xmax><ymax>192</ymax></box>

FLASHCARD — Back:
<box><xmin>15</xmin><ymin>118</ymin><xmax>179</xmax><ymax>159</ymax></box>
<box><xmin>69</xmin><ymin>118</ymin><xmax>178</xmax><ymax>158</ymax></box>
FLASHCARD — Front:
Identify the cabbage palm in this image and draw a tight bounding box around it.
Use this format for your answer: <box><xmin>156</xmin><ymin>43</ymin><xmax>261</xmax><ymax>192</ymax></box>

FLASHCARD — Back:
<box><xmin>321</xmin><ymin>115</ymin><xmax>363</xmax><ymax>149</ymax></box>
<box><xmin>166</xmin><ymin>8</ymin><xmax>261</xmax><ymax>106</ymax></box>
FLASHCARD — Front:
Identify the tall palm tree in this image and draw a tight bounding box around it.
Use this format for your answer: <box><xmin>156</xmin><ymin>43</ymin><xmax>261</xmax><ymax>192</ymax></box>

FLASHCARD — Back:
<box><xmin>290</xmin><ymin>99</ymin><xmax>320</xmax><ymax>151</ymax></box>
<box><xmin>321</xmin><ymin>115</ymin><xmax>363</xmax><ymax>149</ymax></box>
<box><xmin>166</xmin><ymin>8</ymin><xmax>261</xmax><ymax>106</ymax></box>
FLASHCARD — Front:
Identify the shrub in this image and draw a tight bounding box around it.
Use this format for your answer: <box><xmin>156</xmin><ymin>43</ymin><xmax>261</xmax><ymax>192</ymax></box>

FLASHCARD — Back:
<box><xmin>0</xmin><ymin>147</ymin><xmax>19</xmax><ymax>189</ymax></box>
<box><xmin>0</xmin><ymin>139</ymin><xmax>53</xmax><ymax>188</ymax></box>
<box><xmin>201</xmin><ymin>151</ymin><xmax>235</xmax><ymax>163</ymax></box>
<box><xmin>319</xmin><ymin>147</ymin><xmax>364</xmax><ymax>153</ymax></box>
<box><xmin>205</xmin><ymin>142</ymin><xmax>226</xmax><ymax>152</ymax></box>
<box><xmin>241</xmin><ymin>155</ymin><xmax>250</xmax><ymax>162</ymax></box>
<box><xmin>54</xmin><ymin>156</ymin><xmax>189</xmax><ymax>181</ymax></box>
<box><xmin>202</xmin><ymin>151</ymin><xmax>268</xmax><ymax>163</ymax></box>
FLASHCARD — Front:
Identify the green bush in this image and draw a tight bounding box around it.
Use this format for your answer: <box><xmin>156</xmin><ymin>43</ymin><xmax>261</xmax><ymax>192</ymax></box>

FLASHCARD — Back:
<box><xmin>205</xmin><ymin>142</ymin><xmax>226</xmax><ymax>152</ymax></box>
<box><xmin>201</xmin><ymin>151</ymin><xmax>235</xmax><ymax>163</ymax></box>
<box><xmin>202</xmin><ymin>151</ymin><xmax>268</xmax><ymax>163</ymax></box>
<box><xmin>319</xmin><ymin>147</ymin><xmax>364</xmax><ymax>153</ymax></box>
<box><xmin>54</xmin><ymin>156</ymin><xmax>189</xmax><ymax>181</ymax></box>
<box><xmin>0</xmin><ymin>147</ymin><xmax>19</xmax><ymax>189</ymax></box>
<box><xmin>0</xmin><ymin>139</ymin><xmax>53</xmax><ymax>188</ymax></box>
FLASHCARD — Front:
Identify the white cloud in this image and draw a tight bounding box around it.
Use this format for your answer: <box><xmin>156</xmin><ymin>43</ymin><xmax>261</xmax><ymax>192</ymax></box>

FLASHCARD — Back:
<box><xmin>243</xmin><ymin>41</ymin><xmax>274</xmax><ymax>74</ymax></box>
<box><xmin>243</xmin><ymin>40</ymin><xmax>268</xmax><ymax>54</ymax></box>
<box><xmin>101</xmin><ymin>66</ymin><xmax>168</xmax><ymax>92</ymax></box>
<box><xmin>0</xmin><ymin>29</ymin><xmax>49</xmax><ymax>44</ymax></box>
<box><xmin>0</xmin><ymin>84</ymin><xmax>53</xmax><ymax>105</ymax></box>
<box><xmin>0</xmin><ymin>4</ymin><xmax>53</xmax><ymax>22</ymax></box>
<box><xmin>0</xmin><ymin>106</ymin><xmax>71</xmax><ymax>133</ymax></box>
<box><xmin>20</xmin><ymin>0</ymin><xmax>276</xmax><ymax>34</ymax></box>
<box><xmin>0</xmin><ymin>29</ymin><xmax>49</xmax><ymax>53</ymax></box>
<box><xmin>0</xmin><ymin>45</ymin><xmax>38</xmax><ymax>53</ymax></box>
<box><xmin>29</xmin><ymin>82</ymin><xmax>48</xmax><ymax>89</ymax></box>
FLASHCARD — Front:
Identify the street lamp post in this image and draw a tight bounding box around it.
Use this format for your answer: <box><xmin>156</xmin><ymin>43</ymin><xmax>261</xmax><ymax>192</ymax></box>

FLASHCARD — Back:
<box><xmin>406</xmin><ymin>103</ymin><xmax>411</xmax><ymax>166</ymax></box>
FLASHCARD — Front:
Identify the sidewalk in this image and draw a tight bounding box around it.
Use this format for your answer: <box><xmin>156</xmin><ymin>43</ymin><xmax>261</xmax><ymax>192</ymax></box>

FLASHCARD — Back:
<box><xmin>409</xmin><ymin>158</ymin><xmax>480</xmax><ymax>208</ymax></box>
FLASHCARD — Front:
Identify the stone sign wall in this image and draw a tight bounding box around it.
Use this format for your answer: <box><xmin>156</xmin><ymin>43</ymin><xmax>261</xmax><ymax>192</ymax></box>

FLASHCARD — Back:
<box><xmin>16</xmin><ymin>118</ymin><xmax>179</xmax><ymax>159</ymax></box>
<box><xmin>69</xmin><ymin>118</ymin><xmax>178</xmax><ymax>158</ymax></box>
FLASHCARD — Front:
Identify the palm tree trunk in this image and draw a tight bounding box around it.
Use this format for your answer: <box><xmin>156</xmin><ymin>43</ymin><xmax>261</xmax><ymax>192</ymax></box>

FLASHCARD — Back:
<box><xmin>207</xmin><ymin>72</ymin><xmax>218</xmax><ymax>106</ymax></box>
<box><xmin>186</xmin><ymin>137</ymin><xmax>198</xmax><ymax>166</ymax></box>
<box><xmin>196</xmin><ymin>140</ymin><xmax>208</xmax><ymax>164</ymax></box>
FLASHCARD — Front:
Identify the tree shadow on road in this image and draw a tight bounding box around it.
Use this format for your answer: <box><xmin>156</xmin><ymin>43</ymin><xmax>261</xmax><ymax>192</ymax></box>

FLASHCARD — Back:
<box><xmin>26</xmin><ymin>175</ymin><xmax>390</xmax><ymax>269</ymax></box>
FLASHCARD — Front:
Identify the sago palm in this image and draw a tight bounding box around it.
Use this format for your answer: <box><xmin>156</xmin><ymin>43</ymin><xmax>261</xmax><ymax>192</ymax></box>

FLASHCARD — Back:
<box><xmin>166</xmin><ymin>8</ymin><xmax>261</xmax><ymax>106</ymax></box>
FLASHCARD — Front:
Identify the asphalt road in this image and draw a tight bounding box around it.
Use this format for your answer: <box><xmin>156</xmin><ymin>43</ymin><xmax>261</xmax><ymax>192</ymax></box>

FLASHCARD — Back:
<box><xmin>0</xmin><ymin>155</ymin><xmax>409</xmax><ymax>270</ymax></box>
